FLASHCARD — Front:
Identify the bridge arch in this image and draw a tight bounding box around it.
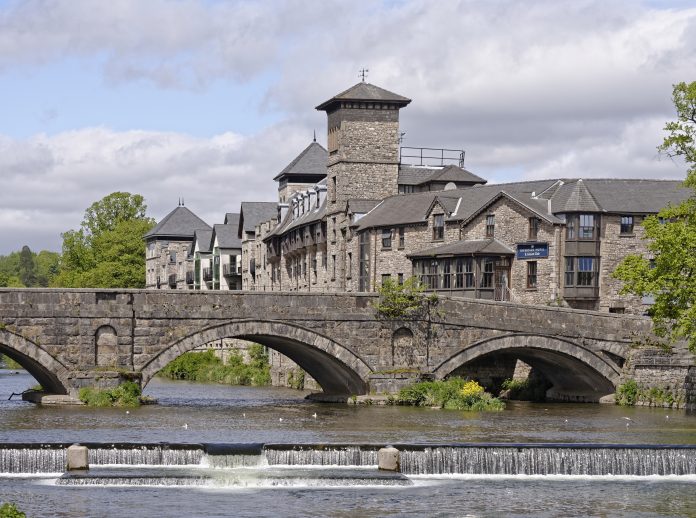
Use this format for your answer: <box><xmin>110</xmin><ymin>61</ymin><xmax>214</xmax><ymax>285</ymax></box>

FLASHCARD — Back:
<box><xmin>140</xmin><ymin>320</ymin><xmax>372</xmax><ymax>395</ymax></box>
<box><xmin>433</xmin><ymin>333</ymin><xmax>621</xmax><ymax>402</ymax></box>
<box><xmin>0</xmin><ymin>329</ymin><xmax>71</xmax><ymax>394</ymax></box>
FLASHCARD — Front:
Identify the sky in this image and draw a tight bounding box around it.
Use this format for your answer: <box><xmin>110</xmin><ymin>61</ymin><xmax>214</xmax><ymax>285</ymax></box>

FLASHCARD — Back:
<box><xmin>0</xmin><ymin>0</ymin><xmax>695</xmax><ymax>254</ymax></box>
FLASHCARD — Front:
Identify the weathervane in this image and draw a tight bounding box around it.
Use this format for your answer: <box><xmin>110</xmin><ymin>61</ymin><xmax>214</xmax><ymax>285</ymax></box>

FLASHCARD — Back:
<box><xmin>358</xmin><ymin>68</ymin><xmax>369</xmax><ymax>82</ymax></box>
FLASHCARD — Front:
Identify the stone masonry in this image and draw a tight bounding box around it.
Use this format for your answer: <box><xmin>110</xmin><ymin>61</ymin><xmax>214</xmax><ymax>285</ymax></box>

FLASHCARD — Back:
<box><xmin>2</xmin><ymin>288</ymin><xmax>690</xmax><ymax>407</ymax></box>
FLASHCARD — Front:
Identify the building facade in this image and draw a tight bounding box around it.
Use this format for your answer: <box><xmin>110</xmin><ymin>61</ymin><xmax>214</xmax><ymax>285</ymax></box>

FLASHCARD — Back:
<box><xmin>147</xmin><ymin>81</ymin><xmax>691</xmax><ymax>316</ymax></box>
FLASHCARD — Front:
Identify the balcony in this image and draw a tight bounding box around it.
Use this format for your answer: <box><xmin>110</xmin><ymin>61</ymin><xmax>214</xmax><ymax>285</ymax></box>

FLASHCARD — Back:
<box><xmin>168</xmin><ymin>274</ymin><xmax>177</xmax><ymax>288</ymax></box>
<box><xmin>202</xmin><ymin>267</ymin><xmax>213</xmax><ymax>282</ymax></box>
<box><xmin>222</xmin><ymin>263</ymin><xmax>241</xmax><ymax>277</ymax></box>
<box><xmin>185</xmin><ymin>271</ymin><xmax>194</xmax><ymax>285</ymax></box>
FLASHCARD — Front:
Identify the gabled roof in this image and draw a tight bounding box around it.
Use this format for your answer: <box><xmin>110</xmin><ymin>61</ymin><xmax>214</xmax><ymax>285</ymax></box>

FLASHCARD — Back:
<box><xmin>239</xmin><ymin>202</ymin><xmax>278</xmax><ymax>236</ymax></box>
<box><xmin>193</xmin><ymin>229</ymin><xmax>213</xmax><ymax>254</ymax></box>
<box><xmin>213</xmin><ymin>220</ymin><xmax>242</xmax><ymax>249</ymax></box>
<box><xmin>144</xmin><ymin>206</ymin><xmax>210</xmax><ymax>239</ymax></box>
<box><xmin>316</xmin><ymin>82</ymin><xmax>411</xmax><ymax>111</ymax></box>
<box><xmin>397</xmin><ymin>165</ymin><xmax>486</xmax><ymax>187</ymax></box>
<box><xmin>355</xmin><ymin>179</ymin><xmax>558</xmax><ymax>230</ymax></box>
<box><xmin>428</xmin><ymin>164</ymin><xmax>487</xmax><ymax>184</ymax></box>
<box><xmin>459</xmin><ymin>190</ymin><xmax>563</xmax><ymax>226</ymax></box>
<box><xmin>273</xmin><ymin>142</ymin><xmax>327</xmax><ymax>181</ymax></box>
<box><xmin>408</xmin><ymin>238</ymin><xmax>515</xmax><ymax>259</ymax></box>
<box><xmin>425</xmin><ymin>195</ymin><xmax>460</xmax><ymax>219</ymax></box>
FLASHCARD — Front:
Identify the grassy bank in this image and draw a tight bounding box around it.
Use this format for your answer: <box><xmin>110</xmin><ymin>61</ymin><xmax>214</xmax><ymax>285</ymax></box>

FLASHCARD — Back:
<box><xmin>78</xmin><ymin>381</ymin><xmax>143</xmax><ymax>407</ymax></box>
<box><xmin>395</xmin><ymin>378</ymin><xmax>505</xmax><ymax>411</ymax></box>
<box><xmin>0</xmin><ymin>354</ymin><xmax>22</xmax><ymax>370</ymax></box>
<box><xmin>158</xmin><ymin>345</ymin><xmax>271</xmax><ymax>386</ymax></box>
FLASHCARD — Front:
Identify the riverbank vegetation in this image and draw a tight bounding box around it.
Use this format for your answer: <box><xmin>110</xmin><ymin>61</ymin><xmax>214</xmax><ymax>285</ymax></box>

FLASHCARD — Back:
<box><xmin>0</xmin><ymin>503</ymin><xmax>25</xmax><ymax>518</ymax></box>
<box><xmin>615</xmin><ymin>378</ymin><xmax>682</xmax><ymax>407</ymax></box>
<box><xmin>0</xmin><ymin>355</ymin><xmax>22</xmax><ymax>370</ymax></box>
<box><xmin>158</xmin><ymin>346</ymin><xmax>271</xmax><ymax>386</ymax></box>
<box><xmin>395</xmin><ymin>378</ymin><xmax>505</xmax><ymax>411</ymax></box>
<box><xmin>78</xmin><ymin>381</ymin><xmax>142</xmax><ymax>407</ymax></box>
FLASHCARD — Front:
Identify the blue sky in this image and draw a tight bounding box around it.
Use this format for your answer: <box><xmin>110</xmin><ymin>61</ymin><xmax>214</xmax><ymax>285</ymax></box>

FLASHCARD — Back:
<box><xmin>0</xmin><ymin>0</ymin><xmax>694</xmax><ymax>254</ymax></box>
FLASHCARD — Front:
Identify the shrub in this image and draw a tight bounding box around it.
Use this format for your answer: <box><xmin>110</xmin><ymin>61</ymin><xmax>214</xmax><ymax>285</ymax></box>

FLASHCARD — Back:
<box><xmin>0</xmin><ymin>503</ymin><xmax>26</xmax><ymax>518</ymax></box>
<box><xmin>396</xmin><ymin>378</ymin><xmax>505</xmax><ymax>411</ymax></box>
<box><xmin>78</xmin><ymin>381</ymin><xmax>142</xmax><ymax>407</ymax></box>
<box><xmin>374</xmin><ymin>277</ymin><xmax>431</xmax><ymax>319</ymax></box>
<box><xmin>615</xmin><ymin>379</ymin><xmax>640</xmax><ymax>406</ymax></box>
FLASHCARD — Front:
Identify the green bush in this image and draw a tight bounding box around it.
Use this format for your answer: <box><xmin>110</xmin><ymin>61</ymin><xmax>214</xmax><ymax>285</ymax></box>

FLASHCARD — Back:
<box><xmin>158</xmin><ymin>346</ymin><xmax>271</xmax><ymax>387</ymax></box>
<box><xmin>500</xmin><ymin>377</ymin><xmax>550</xmax><ymax>402</ymax></box>
<box><xmin>615</xmin><ymin>379</ymin><xmax>640</xmax><ymax>406</ymax></box>
<box><xmin>0</xmin><ymin>354</ymin><xmax>23</xmax><ymax>370</ymax></box>
<box><xmin>78</xmin><ymin>381</ymin><xmax>142</xmax><ymax>407</ymax></box>
<box><xmin>374</xmin><ymin>276</ymin><xmax>433</xmax><ymax>319</ymax></box>
<box><xmin>395</xmin><ymin>378</ymin><xmax>505</xmax><ymax>411</ymax></box>
<box><xmin>0</xmin><ymin>503</ymin><xmax>25</xmax><ymax>518</ymax></box>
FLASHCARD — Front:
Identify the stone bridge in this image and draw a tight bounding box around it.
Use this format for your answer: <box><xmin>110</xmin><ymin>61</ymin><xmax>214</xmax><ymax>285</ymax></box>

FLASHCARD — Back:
<box><xmin>0</xmin><ymin>288</ymin><xmax>655</xmax><ymax>402</ymax></box>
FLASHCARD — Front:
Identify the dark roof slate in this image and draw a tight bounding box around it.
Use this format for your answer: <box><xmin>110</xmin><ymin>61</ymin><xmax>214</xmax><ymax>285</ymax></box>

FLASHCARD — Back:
<box><xmin>239</xmin><ymin>202</ymin><xmax>278</xmax><ymax>235</ymax></box>
<box><xmin>316</xmin><ymin>82</ymin><xmax>411</xmax><ymax>111</ymax></box>
<box><xmin>273</xmin><ymin>142</ymin><xmax>327</xmax><ymax>181</ymax></box>
<box><xmin>397</xmin><ymin>165</ymin><xmax>486</xmax><ymax>186</ymax></box>
<box><xmin>193</xmin><ymin>229</ymin><xmax>213</xmax><ymax>254</ymax></box>
<box><xmin>408</xmin><ymin>238</ymin><xmax>515</xmax><ymax>258</ymax></box>
<box><xmin>213</xmin><ymin>220</ymin><xmax>242</xmax><ymax>249</ymax></box>
<box><xmin>144</xmin><ymin>206</ymin><xmax>210</xmax><ymax>239</ymax></box>
<box><xmin>347</xmin><ymin>199</ymin><xmax>381</xmax><ymax>214</ymax></box>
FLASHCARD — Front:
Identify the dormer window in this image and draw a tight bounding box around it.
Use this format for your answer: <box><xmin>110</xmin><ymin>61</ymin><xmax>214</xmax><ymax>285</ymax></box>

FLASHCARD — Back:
<box><xmin>433</xmin><ymin>214</ymin><xmax>444</xmax><ymax>241</ymax></box>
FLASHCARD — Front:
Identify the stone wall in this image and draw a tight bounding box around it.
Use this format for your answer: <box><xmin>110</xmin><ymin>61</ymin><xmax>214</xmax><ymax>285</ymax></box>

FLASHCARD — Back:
<box><xmin>145</xmin><ymin>238</ymin><xmax>192</xmax><ymax>289</ymax></box>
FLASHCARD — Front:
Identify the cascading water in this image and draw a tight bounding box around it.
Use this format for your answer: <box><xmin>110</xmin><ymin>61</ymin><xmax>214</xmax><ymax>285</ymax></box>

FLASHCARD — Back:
<box><xmin>2</xmin><ymin>443</ymin><xmax>695</xmax><ymax>480</ymax></box>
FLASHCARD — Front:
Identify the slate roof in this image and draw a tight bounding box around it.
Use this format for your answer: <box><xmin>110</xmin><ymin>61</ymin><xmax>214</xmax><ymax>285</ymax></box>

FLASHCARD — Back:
<box><xmin>239</xmin><ymin>202</ymin><xmax>278</xmax><ymax>236</ymax></box>
<box><xmin>346</xmin><ymin>199</ymin><xmax>381</xmax><ymax>214</ymax></box>
<box><xmin>355</xmin><ymin>180</ymin><xmax>558</xmax><ymax>230</ymax></box>
<box><xmin>213</xmin><ymin>220</ymin><xmax>242</xmax><ymax>249</ymax></box>
<box><xmin>549</xmin><ymin>179</ymin><xmax>690</xmax><ymax>214</ymax></box>
<box><xmin>316</xmin><ymin>82</ymin><xmax>411</xmax><ymax>111</ymax></box>
<box><xmin>144</xmin><ymin>206</ymin><xmax>210</xmax><ymax>239</ymax></box>
<box><xmin>265</xmin><ymin>198</ymin><xmax>326</xmax><ymax>240</ymax></box>
<box><xmin>398</xmin><ymin>164</ymin><xmax>487</xmax><ymax>186</ymax></box>
<box><xmin>193</xmin><ymin>229</ymin><xmax>213</xmax><ymax>254</ymax></box>
<box><xmin>273</xmin><ymin>142</ymin><xmax>327</xmax><ymax>181</ymax></box>
<box><xmin>408</xmin><ymin>238</ymin><xmax>515</xmax><ymax>258</ymax></box>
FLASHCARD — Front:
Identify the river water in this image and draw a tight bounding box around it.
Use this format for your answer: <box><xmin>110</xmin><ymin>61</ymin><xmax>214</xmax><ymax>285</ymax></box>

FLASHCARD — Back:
<box><xmin>1</xmin><ymin>369</ymin><xmax>695</xmax><ymax>517</ymax></box>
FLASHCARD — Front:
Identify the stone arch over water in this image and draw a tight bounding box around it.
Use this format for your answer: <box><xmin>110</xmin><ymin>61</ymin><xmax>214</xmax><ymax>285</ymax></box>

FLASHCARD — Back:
<box><xmin>139</xmin><ymin>320</ymin><xmax>373</xmax><ymax>395</ymax></box>
<box><xmin>432</xmin><ymin>333</ymin><xmax>621</xmax><ymax>402</ymax></box>
<box><xmin>0</xmin><ymin>329</ymin><xmax>70</xmax><ymax>394</ymax></box>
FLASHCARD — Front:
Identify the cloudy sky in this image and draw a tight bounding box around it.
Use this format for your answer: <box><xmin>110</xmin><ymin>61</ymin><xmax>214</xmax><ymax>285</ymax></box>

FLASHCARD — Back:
<box><xmin>1</xmin><ymin>0</ymin><xmax>694</xmax><ymax>254</ymax></box>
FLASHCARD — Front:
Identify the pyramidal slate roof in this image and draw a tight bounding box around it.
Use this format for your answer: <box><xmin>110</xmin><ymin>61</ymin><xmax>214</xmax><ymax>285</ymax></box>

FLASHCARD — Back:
<box><xmin>144</xmin><ymin>206</ymin><xmax>210</xmax><ymax>239</ymax></box>
<box><xmin>273</xmin><ymin>142</ymin><xmax>327</xmax><ymax>181</ymax></box>
<box><xmin>316</xmin><ymin>82</ymin><xmax>411</xmax><ymax>111</ymax></box>
<box><xmin>560</xmin><ymin>179</ymin><xmax>601</xmax><ymax>212</ymax></box>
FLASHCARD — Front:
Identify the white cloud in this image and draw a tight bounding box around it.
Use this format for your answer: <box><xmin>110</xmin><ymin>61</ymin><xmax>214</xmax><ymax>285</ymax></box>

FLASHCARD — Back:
<box><xmin>0</xmin><ymin>0</ymin><xmax>695</xmax><ymax>253</ymax></box>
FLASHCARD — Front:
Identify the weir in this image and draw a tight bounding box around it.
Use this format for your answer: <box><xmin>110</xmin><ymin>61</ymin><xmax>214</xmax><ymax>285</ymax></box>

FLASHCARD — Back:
<box><xmin>2</xmin><ymin>443</ymin><xmax>695</xmax><ymax>478</ymax></box>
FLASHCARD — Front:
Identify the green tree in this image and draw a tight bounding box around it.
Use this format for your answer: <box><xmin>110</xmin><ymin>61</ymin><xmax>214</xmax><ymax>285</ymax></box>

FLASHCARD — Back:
<box><xmin>34</xmin><ymin>250</ymin><xmax>60</xmax><ymax>287</ymax></box>
<box><xmin>18</xmin><ymin>245</ymin><xmax>36</xmax><ymax>287</ymax></box>
<box><xmin>614</xmin><ymin>81</ymin><xmax>696</xmax><ymax>352</ymax></box>
<box><xmin>54</xmin><ymin>192</ymin><xmax>155</xmax><ymax>288</ymax></box>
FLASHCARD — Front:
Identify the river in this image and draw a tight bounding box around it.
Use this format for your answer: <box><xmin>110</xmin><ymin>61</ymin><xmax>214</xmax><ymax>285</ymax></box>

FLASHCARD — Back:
<box><xmin>1</xmin><ymin>369</ymin><xmax>695</xmax><ymax>517</ymax></box>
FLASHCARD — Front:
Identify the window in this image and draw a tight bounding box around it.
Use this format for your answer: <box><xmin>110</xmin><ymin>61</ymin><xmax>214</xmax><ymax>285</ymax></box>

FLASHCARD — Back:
<box><xmin>359</xmin><ymin>232</ymin><xmax>370</xmax><ymax>291</ymax></box>
<box><xmin>564</xmin><ymin>257</ymin><xmax>575</xmax><ymax>286</ymax></box>
<box><xmin>528</xmin><ymin>218</ymin><xmax>539</xmax><ymax>240</ymax></box>
<box><xmin>312</xmin><ymin>257</ymin><xmax>317</xmax><ymax>275</ymax></box>
<box><xmin>332</xmin><ymin>217</ymin><xmax>337</xmax><ymax>242</ymax></box>
<box><xmin>399</xmin><ymin>185</ymin><xmax>415</xmax><ymax>194</ymax></box>
<box><xmin>578</xmin><ymin>214</ymin><xmax>595</xmax><ymax>239</ymax></box>
<box><xmin>397</xmin><ymin>273</ymin><xmax>404</xmax><ymax>285</ymax></box>
<box><xmin>527</xmin><ymin>261</ymin><xmax>537</xmax><ymax>289</ymax></box>
<box><xmin>332</xmin><ymin>255</ymin><xmax>336</xmax><ymax>280</ymax></box>
<box><xmin>347</xmin><ymin>252</ymin><xmax>352</xmax><ymax>278</ymax></box>
<box><xmin>433</xmin><ymin>214</ymin><xmax>444</xmax><ymax>240</ymax></box>
<box><xmin>398</xmin><ymin>227</ymin><xmax>405</xmax><ymax>249</ymax></box>
<box><xmin>169</xmin><ymin>251</ymin><xmax>176</xmax><ymax>264</ymax></box>
<box><xmin>382</xmin><ymin>228</ymin><xmax>392</xmax><ymax>249</ymax></box>
<box><xmin>381</xmin><ymin>274</ymin><xmax>391</xmax><ymax>285</ymax></box>
<box><xmin>331</xmin><ymin>176</ymin><xmax>337</xmax><ymax>202</ymax></box>
<box><xmin>322</xmin><ymin>252</ymin><xmax>327</xmax><ymax>269</ymax></box>
<box><xmin>486</xmin><ymin>215</ymin><xmax>495</xmax><ymax>238</ymax></box>
<box><xmin>480</xmin><ymin>258</ymin><xmax>494</xmax><ymax>288</ymax></box>
<box><xmin>620</xmin><ymin>215</ymin><xmax>634</xmax><ymax>235</ymax></box>
<box><xmin>577</xmin><ymin>257</ymin><xmax>596</xmax><ymax>286</ymax></box>
<box><xmin>566</xmin><ymin>216</ymin><xmax>576</xmax><ymax>239</ymax></box>
<box><xmin>442</xmin><ymin>259</ymin><xmax>451</xmax><ymax>289</ymax></box>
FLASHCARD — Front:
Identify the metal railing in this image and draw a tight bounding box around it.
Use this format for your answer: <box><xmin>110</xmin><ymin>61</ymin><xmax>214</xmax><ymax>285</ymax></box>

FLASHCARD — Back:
<box><xmin>400</xmin><ymin>146</ymin><xmax>465</xmax><ymax>168</ymax></box>
<box><xmin>202</xmin><ymin>267</ymin><xmax>213</xmax><ymax>282</ymax></box>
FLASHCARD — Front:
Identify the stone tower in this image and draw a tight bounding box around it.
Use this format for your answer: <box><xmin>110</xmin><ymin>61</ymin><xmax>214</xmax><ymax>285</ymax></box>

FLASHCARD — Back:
<box><xmin>315</xmin><ymin>82</ymin><xmax>411</xmax><ymax>206</ymax></box>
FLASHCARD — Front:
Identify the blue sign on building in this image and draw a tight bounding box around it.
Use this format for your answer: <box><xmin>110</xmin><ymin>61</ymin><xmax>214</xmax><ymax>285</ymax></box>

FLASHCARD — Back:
<box><xmin>516</xmin><ymin>242</ymin><xmax>549</xmax><ymax>259</ymax></box>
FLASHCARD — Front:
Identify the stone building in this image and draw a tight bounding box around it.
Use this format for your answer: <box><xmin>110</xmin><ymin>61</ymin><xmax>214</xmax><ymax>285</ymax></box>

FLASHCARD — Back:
<box><xmin>147</xmin><ymin>80</ymin><xmax>691</xmax><ymax>316</ymax></box>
